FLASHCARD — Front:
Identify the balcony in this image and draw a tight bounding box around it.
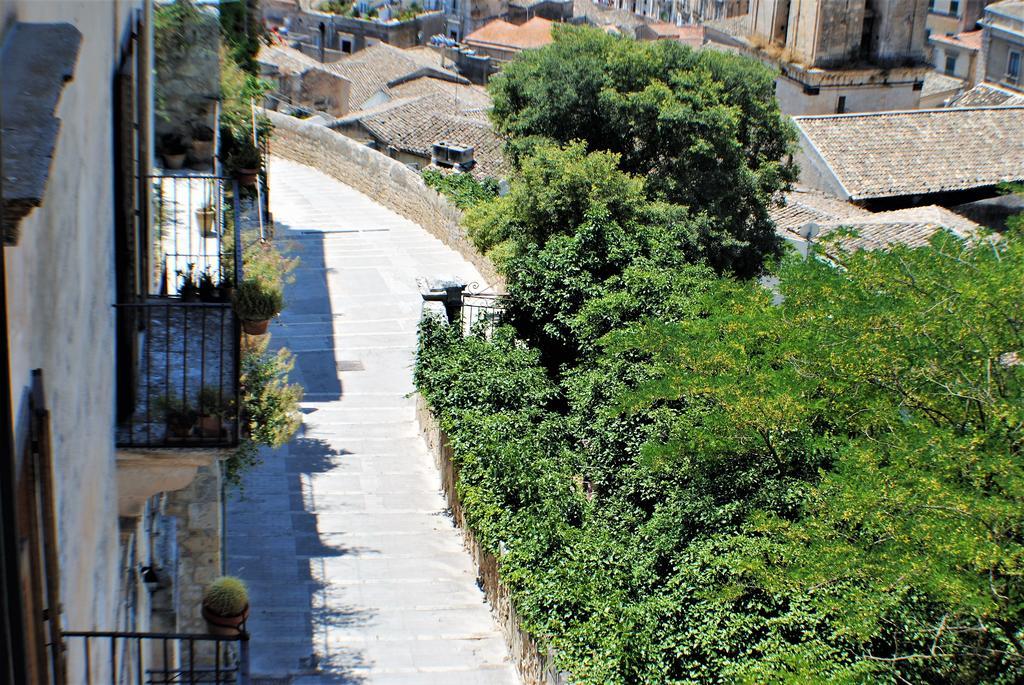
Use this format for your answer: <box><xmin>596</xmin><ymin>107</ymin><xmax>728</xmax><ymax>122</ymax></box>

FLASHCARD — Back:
<box><xmin>116</xmin><ymin>174</ymin><xmax>242</xmax><ymax>451</ymax></box>
<box><xmin>58</xmin><ymin>630</ymin><xmax>250</xmax><ymax>685</ymax></box>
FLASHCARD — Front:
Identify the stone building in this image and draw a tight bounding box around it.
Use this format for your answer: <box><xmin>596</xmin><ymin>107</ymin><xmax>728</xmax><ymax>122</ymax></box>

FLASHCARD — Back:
<box><xmin>929</xmin><ymin>28</ymin><xmax>983</xmax><ymax>82</ymax></box>
<box><xmin>1</xmin><ymin>0</ymin><xmax>253</xmax><ymax>681</ymax></box>
<box><xmin>743</xmin><ymin>0</ymin><xmax>933</xmax><ymax>114</ymax></box>
<box><xmin>669</xmin><ymin>0</ymin><xmax>748</xmax><ymax>24</ymax></box>
<box><xmin>927</xmin><ymin>0</ymin><xmax>996</xmax><ymax>39</ymax></box>
<box><xmin>979</xmin><ymin>0</ymin><xmax>1024</xmax><ymax>91</ymax></box>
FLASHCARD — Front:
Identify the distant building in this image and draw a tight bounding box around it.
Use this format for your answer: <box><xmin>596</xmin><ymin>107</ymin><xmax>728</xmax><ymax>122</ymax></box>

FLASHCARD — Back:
<box><xmin>330</xmin><ymin>77</ymin><xmax>506</xmax><ymax>176</ymax></box>
<box><xmin>979</xmin><ymin>0</ymin><xmax>1024</xmax><ymax>92</ymax></box>
<box><xmin>929</xmin><ymin>28</ymin><xmax>983</xmax><ymax>82</ymax></box>
<box><xmin>742</xmin><ymin>0</ymin><xmax>933</xmax><ymax>114</ymax></box>
<box><xmin>258</xmin><ymin>42</ymin><xmax>354</xmax><ymax>116</ymax></box>
<box><xmin>264</xmin><ymin>0</ymin><xmax>446</xmax><ymax>57</ymax></box>
<box><xmin>919</xmin><ymin>70</ymin><xmax>966</xmax><ymax>105</ymax></box>
<box><xmin>463</xmin><ymin>16</ymin><xmax>556</xmax><ymax>60</ymax></box>
<box><xmin>636</xmin><ymin>21</ymin><xmax>705</xmax><ymax>45</ymax></box>
<box><xmin>927</xmin><ymin>0</ymin><xmax>996</xmax><ymax>40</ymax></box>
<box><xmin>791</xmin><ymin>106</ymin><xmax>1024</xmax><ymax>210</ymax></box>
<box><xmin>669</xmin><ymin>0</ymin><xmax>748</xmax><ymax>24</ymax></box>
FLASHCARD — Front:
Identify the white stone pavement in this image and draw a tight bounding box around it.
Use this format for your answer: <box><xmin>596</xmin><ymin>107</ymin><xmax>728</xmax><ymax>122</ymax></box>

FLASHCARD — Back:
<box><xmin>227</xmin><ymin>158</ymin><xmax>518</xmax><ymax>685</ymax></box>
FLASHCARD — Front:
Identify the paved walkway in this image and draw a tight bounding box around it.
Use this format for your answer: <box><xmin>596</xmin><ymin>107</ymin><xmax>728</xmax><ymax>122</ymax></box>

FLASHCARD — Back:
<box><xmin>227</xmin><ymin>158</ymin><xmax>518</xmax><ymax>685</ymax></box>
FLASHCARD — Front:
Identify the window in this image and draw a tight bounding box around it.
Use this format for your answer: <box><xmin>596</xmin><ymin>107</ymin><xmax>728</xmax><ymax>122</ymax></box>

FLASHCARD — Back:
<box><xmin>1009</xmin><ymin>51</ymin><xmax>1022</xmax><ymax>82</ymax></box>
<box><xmin>928</xmin><ymin>0</ymin><xmax>934</xmax><ymax>9</ymax></box>
<box><xmin>945</xmin><ymin>54</ymin><xmax>957</xmax><ymax>74</ymax></box>
<box><xmin>836</xmin><ymin>95</ymin><xmax>846</xmax><ymax>114</ymax></box>
<box><xmin>949</xmin><ymin>0</ymin><xmax>959</xmax><ymax>14</ymax></box>
<box><xmin>341</xmin><ymin>39</ymin><xmax>352</xmax><ymax>53</ymax></box>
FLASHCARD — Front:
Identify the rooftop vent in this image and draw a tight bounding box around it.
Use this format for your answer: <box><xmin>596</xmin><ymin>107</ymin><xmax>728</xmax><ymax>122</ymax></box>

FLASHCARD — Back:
<box><xmin>432</xmin><ymin>142</ymin><xmax>475</xmax><ymax>171</ymax></box>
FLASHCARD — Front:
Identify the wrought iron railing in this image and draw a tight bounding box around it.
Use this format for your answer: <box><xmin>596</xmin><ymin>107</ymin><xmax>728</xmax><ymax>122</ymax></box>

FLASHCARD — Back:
<box><xmin>59</xmin><ymin>630</ymin><xmax>250</xmax><ymax>685</ymax></box>
<box><xmin>151</xmin><ymin>175</ymin><xmax>235</xmax><ymax>297</ymax></box>
<box><xmin>116</xmin><ymin>301</ymin><xmax>241</xmax><ymax>448</ymax></box>
<box><xmin>460</xmin><ymin>292</ymin><xmax>505</xmax><ymax>338</ymax></box>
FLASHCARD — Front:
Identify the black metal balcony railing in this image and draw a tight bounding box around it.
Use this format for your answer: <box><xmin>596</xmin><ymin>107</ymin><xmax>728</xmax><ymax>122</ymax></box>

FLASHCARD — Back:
<box><xmin>59</xmin><ymin>630</ymin><xmax>250</xmax><ymax>685</ymax></box>
<box><xmin>116</xmin><ymin>301</ymin><xmax>240</xmax><ymax>448</ymax></box>
<box><xmin>116</xmin><ymin>174</ymin><xmax>243</xmax><ymax>449</ymax></box>
<box><xmin>460</xmin><ymin>292</ymin><xmax>505</xmax><ymax>338</ymax></box>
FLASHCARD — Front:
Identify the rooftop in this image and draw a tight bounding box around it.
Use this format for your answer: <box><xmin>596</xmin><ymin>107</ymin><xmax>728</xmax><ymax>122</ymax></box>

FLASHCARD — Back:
<box><xmin>949</xmin><ymin>82</ymin><xmax>1024</xmax><ymax>107</ymax></box>
<box><xmin>643</xmin><ymin>22</ymin><xmax>705</xmax><ymax>47</ymax></box>
<box><xmin>322</xmin><ymin>43</ymin><xmax>465</xmax><ymax>108</ymax></box>
<box><xmin>929</xmin><ymin>29</ymin><xmax>983</xmax><ymax>51</ymax></box>
<box><xmin>256</xmin><ymin>42</ymin><xmax>326</xmax><ymax>75</ymax></box>
<box><xmin>794</xmin><ymin>107</ymin><xmax>1024</xmax><ymax>200</ymax></box>
<box><xmin>332</xmin><ymin>77</ymin><xmax>504</xmax><ymax>177</ymax></box>
<box><xmin>771</xmin><ymin>189</ymin><xmax>984</xmax><ymax>251</ymax></box>
<box><xmin>986</xmin><ymin>0</ymin><xmax>1024</xmax><ymax>21</ymax></box>
<box><xmin>921</xmin><ymin>71</ymin><xmax>964</xmax><ymax>98</ymax></box>
<box><xmin>463</xmin><ymin>17</ymin><xmax>555</xmax><ymax>51</ymax></box>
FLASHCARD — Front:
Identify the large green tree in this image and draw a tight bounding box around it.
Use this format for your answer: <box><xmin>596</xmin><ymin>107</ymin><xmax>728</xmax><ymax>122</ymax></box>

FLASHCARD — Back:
<box><xmin>487</xmin><ymin>26</ymin><xmax>797</xmax><ymax>277</ymax></box>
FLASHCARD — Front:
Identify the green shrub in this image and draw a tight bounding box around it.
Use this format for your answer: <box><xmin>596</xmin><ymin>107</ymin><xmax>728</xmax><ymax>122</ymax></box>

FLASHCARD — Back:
<box><xmin>203</xmin><ymin>576</ymin><xmax>248</xmax><ymax>615</ymax></box>
<box><xmin>422</xmin><ymin>169</ymin><xmax>499</xmax><ymax>210</ymax></box>
<box><xmin>232</xmin><ymin>278</ymin><xmax>283</xmax><ymax>321</ymax></box>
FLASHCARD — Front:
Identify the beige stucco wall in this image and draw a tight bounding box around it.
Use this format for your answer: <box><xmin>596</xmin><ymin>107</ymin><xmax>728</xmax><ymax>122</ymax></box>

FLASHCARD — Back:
<box><xmin>3</xmin><ymin>0</ymin><xmax>142</xmax><ymax>665</ymax></box>
<box><xmin>776</xmin><ymin>72</ymin><xmax>924</xmax><ymax>113</ymax></box>
<box><xmin>268</xmin><ymin>111</ymin><xmax>504</xmax><ymax>287</ymax></box>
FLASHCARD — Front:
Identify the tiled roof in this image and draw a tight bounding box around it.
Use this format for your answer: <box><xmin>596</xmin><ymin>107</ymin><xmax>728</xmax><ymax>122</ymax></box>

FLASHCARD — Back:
<box><xmin>571</xmin><ymin>0</ymin><xmax>646</xmax><ymax>28</ymax></box>
<box><xmin>922</xmin><ymin>71</ymin><xmax>964</xmax><ymax>98</ymax></box>
<box><xmin>771</xmin><ymin>189</ymin><xmax>984</xmax><ymax>251</ymax></box>
<box><xmin>322</xmin><ymin>43</ymin><xmax>465</xmax><ymax>108</ymax></box>
<box><xmin>930</xmin><ymin>29</ymin><xmax>983</xmax><ymax>52</ymax></box>
<box><xmin>257</xmin><ymin>43</ymin><xmax>329</xmax><ymax>75</ymax></box>
<box><xmin>794</xmin><ymin>107</ymin><xmax>1024</xmax><ymax>200</ymax></box>
<box><xmin>464</xmin><ymin>17</ymin><xmax>555</xmax><ymax>50</ymax></box>
<box><xmin>948</xmin><ymin>82</ymin><xmax>1024</xmax><ymax>107</ymax></box>
<box><xmin>332</xmin><ymin>81</ymin><xmax>504</xmax><ymax>178</ymax></box>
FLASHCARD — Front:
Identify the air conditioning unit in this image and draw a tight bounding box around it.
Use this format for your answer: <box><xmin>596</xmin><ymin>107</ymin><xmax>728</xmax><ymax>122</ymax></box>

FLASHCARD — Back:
<box><xmin>432</xmin><ymin>142</ymin><xmax>475</xmax><ymax>169</ymax></box>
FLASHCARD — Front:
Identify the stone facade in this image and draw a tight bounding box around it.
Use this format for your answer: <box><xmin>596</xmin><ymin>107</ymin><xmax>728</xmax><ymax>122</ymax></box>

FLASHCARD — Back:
<box><xmin>742</xmin><ymin>0</ymin><xmax>932</xmax><ymax>112</ymax></box>
<box><xmin>981</xmin><ymin>0</ymin><xmax>1024</xmax><ymax>92</ymax></box>
<box><xmin>165</xmin><ymin>464</ymin><xmax>224</xmax><ymax>646</ymax></box>
<box><xmin>265</xmin><ymin>110</ymin><xmax>504</xmax><ymax>287</ymax></box>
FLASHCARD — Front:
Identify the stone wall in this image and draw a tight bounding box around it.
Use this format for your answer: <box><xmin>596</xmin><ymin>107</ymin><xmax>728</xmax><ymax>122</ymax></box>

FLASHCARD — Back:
<box><xmin>165</xmin><ymin>463</ymin><xmax>224</xmax><ymax>635</ymax></box>
<box><xmin>415</xmin><ymin>394</ymin><xmax>566</xmax><ymax>685</ymax></box>
<box><xmin>265</xmin><ymin>110</ymin><xmax>504</xmax><ymax>288</ymax></box>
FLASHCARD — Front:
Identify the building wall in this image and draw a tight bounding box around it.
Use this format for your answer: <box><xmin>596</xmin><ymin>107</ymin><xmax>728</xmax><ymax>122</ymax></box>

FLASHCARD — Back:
<box><xmin>931</xmin><ymin>41</ymin><xmax>978</xmax><ymax>78</ymax></box>
<box><xmin>2</xmin><ymin>0</ymin><xmax>141</xmax><ymax>657</ymax></box>
<box><xmin>983</xmin><ymin>20</ymin><xmax>1024</xmax><ymax>90</ymax></box>
<box><xmin>873</xmin><ymin>0</ymin><xmax>930</xmax><ymax>64</ymax></box>
<box><xmin>786</xmin><ymin>0</ymin><xmax>864</xmax><ymax>67</ymax></box>
<box><xmin>776</xmin><ymin>74</ymin><xmax>924</xmax><ymax>113</ymax></box>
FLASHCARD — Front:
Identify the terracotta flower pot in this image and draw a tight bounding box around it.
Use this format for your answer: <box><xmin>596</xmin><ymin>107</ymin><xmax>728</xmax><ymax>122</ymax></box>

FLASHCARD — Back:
<box><xmin>191</xmin><ymin>138</ymin><xmax>215</xmax><ymax>162</ymax></box>
<box><xmin>163</xmin><ymin>152</ymin><xmax>187</xmax><ymax>170</ymax></box>
<box><xmin>235</xmin><ymin>168</ymin><xmax>259</xmax><ymax>187</ymax></box>
<box><xmin>242</xmin><ymin>319</ymin><xmax>270</xmax><ymax>335</ymax></box>
<box><xmin>197</xmin><ymin>415</ymin><xmax>222</xmax><ymax>439</ymax></box>
<box><xmin>201</xmin><ymin>602</ymin><xmax>249</xmax><ymax>636</ymax></box>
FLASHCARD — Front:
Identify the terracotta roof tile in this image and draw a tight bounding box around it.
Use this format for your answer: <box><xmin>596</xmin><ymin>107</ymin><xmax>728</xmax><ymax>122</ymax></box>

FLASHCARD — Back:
<box><xmin>464</xmin><ymin>17</ymin><xmax>555</xmax><ymax>50</ymax></box>
<box><xmin>771</xmin><ymin>189</ymin><xmax>984</xmax><ymax>251</ymax></box>
<box><xmin>930</xmin><ymin>29</ymin><xmax>983</xmax><ymax>52</ymax></box>
<box><xmin>922</xmin><ymin>71</ymin><xmax>964</xmax><ymax>98</ymax></box>
<box><xmin>949</xmin><ymin>83</ymin><xmax>1024</xmax><ymax>107</ymax></box>
<box><xmin>322</xmin><ymin>43</ymin><xmax>465</xmax><ymax>107</ymax></box>
<box><xmin>794</xmin><ymin>107</ymin><xmax>1024</xmax><ymax>200</ymax></box>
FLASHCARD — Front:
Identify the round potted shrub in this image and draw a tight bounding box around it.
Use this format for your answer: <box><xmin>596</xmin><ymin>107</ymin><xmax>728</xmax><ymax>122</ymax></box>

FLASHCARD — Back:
<box><xmin>160</xmin><ymin>132</ymin><xmax>188</xmax><ymax>170</ymax></box>
<box><xmin>233</xmin><ymin>278</ymin><xmax>284</xmax><ymax>335</ymax></box>
<box><xmin>228</xmin><ymin>141</ymin><xmax>262</xmax><ymax>188</ymax></box>
<box><xmin>154</xmin><ymin>394</ymin><xmax>196</xmax><ymax>442</ymax></box>
<box><xmin>196</xmin><ymin>386</ymin><xmax>234</xmax><ymax>439</ymax></box>
<box><xmin>201</xmin><ymin>576</ymin><xmax>249</xmax><ymax>636</ymax></box>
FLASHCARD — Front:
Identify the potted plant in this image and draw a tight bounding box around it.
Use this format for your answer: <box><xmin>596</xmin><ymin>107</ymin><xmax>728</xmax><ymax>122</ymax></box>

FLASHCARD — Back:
<box><xmin>227</xmin><ymin>141</ymin><xmax>262</xmax><ymax>187</ymax></box>
<box><xmin>197</xmin><ymin>268</ymin><xmax>220</xmax><ymax>302</ymax></box>
<box><xmin>190</xmin><ymin>123</ymin><xmax>215</xmax><ymax>167</ymax></box>
<box><xmin>201</xmin><ymin>576</ymin><xmax>249</xmax><ymax>636</ymax></box>
<box><xmin>233</xmin><ymin>278</ymin><xmax>284</xmax><ymax>335</ymax></box>
<box><xmin>217</xmin><ymin>273</ymin><xmax>235</xmax><ymax>303</ymax></box>
<box><xmin>196</xmin><ymin>386</ymin><xmax>234</xmax><ymax>439</ymax></box>
<box><xmin>160</xmin><ymin>132</ymin><xmax>188</xmax><ymax>170</ymax></box>
<box><xmin>154</xmin><ymin>394</ymin><xmax>197</xmax><ymax>442</ymax></box>
<box><xmin>195</xmin><ymin>203</ymin><xmax>218</xmax><ymax>237</ymax></box>
<box><xmin>177</xmin><ymin>263</ymin><xmax>200</xmax><ymax>302</ymax></box>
